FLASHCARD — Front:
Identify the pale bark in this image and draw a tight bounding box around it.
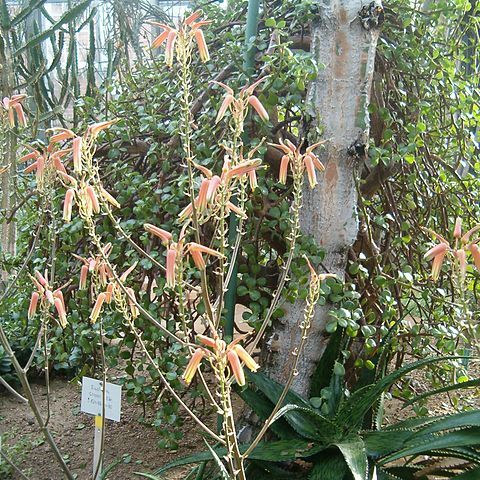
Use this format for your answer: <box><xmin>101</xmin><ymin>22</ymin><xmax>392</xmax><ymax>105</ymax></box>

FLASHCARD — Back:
<box><xmin>263</xmin><ymin>0</ymin><xmax>382</xmax><ymax>396</ymax></box>
<box><xmin>0</xmin><ymin>23</ymin><xmax>16</xmax><ymax>283</ymax></box>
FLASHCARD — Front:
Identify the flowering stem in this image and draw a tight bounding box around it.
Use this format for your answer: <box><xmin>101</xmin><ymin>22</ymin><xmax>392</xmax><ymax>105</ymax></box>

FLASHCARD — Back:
<box><xmin>218</xmin><ymin>365</ymin><xmax>246</xmax><ymax>479</ymax></box>
<box><xmin>248</xmin><ymin>171</ymin><xmax>303</xmax><ymax>354</ymax></box>
<box><xmin>177</xmin><ymin>30</ymin><xmax>215</xmax><ymax>327</ymax></box>
<box><xmin>244</xmin><ymin>257</ymin><xmax>320</xmax><ymax>457</ymax></box>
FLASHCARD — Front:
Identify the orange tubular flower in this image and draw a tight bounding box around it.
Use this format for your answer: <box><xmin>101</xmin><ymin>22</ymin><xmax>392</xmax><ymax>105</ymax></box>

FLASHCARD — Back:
<box><xmin>197</xmin><ymin>334</ymin><xmax>217</xmax><ymax>348</ymax></box>
<box><xmin>469</xmin><ymin>244</ymin><xmax>480</xmax><ymax>270</ymax></box>
<box><xmin>227</xmin><ymin>349</ymin><xmax>245</xmax><ymax>386</ymax></box>
<box><xmin>233</xmin><ymin>344</ymin><xmax>259</xmax><ymax>372</ymax></box>
<box><xmin>194</xmin><ymin>28</ymin><xmax>210</xmax><ymax>62</ymax></box>
<box><xmin>166</xmin><ymin>247</ymin><xmax>177</xmax><ymax>288</ymax></box>
<box><xmin>49</xmin><ymin>128</ymin><xmax>75</xmax><ymax>144</ymax></box>
<box><xmin>120</xmin><ymin>262</ymin><xmax>137</xmax><ymax>283</ymax></box>
<box><xmin>226</xmin><ymin>201</ymin><xmax>246</xmax><ymax>218</ymax></box>
<box><xmin>431</xmin><ymin>251</ymin><xmax>447</xmax><ymax>281</ymax></box>
<box><xmin>86</xmin><ymin>185</ymin><xmax>100</xmax><ymax>214</ymax></box>
<box><xmin>279</xmin><ymin>155</ymin><xmax>290</xmax><ymax>184</ymax></box>
<box><xmin>88</xmin><ymin>120</ymin><xmax>118</xmax><ymax>139</ymax></box>
<box><xmin>79</xmin><ymin>264</ymin><xmax>89</xmax><ymax>290</ymax></box>
<box><xmin>183</xmin><ymin>348</ymin><xmax>206</xmax><ymax>385</ymax></box>
<box><xmin>36</xmin><ymin>156</ymin><xmax>45</xmax><ymax>182</ymax></box>
<box><xmin>187</xmin><ymin>242</ymin><xmax>224</xmax><ymax>270</ymax></box>
<box><xmin>13</xmin><ymin>103</ymin><xmax>27</xmax><ymax>126</ymax></box>
<box><xmin>198</xmin><ymin>178</ymin><xmax>210</xmax><ymax>211</ymax></box>
<box><xmin>225</xmin><ymin>159</ymin><xmax>262</xmax><ymax>181</ymax></box>
<box><xmin>28</xmin><ymin>292</ymin><xmax>40</xmax><ymax>319</ymax></box>
<box><xmin>456</xmin><ymin>249</ymin><xmax>467</xmax><ymax>278</ymax></box>
<box><xmin>248</xmin><ymin>170</ymin><xmax>258</xmax><ymax>190</ymax></box>
<box><xmin>105</xmin><ymin>283</ymin><xmax>115</xmax><ymax>304</ymax></box>
<box><xmin>151</xmin><ymin>25</ymin><xmax>171</xmax><ymax>49</ymax></box>
<box><xmin>206</xmin><ymin>175</ymin><xmax>221</xmax><ymax>201</ymax></box>
<box><xmin>144</xmin><ymin>224</ymin><xmax>172</xmax><ymax>244</ymax></box>
<box><xmin>247</xmin><ymin>95</ymin><xmax>269</xmax><ymax>122</ymax></box>
<box><xmin>101</xmin><ymin>188</ymin><xmax>120</xmax><ymax>209</ymax></box>
<box><xmin>3</xmin><ymin>95</ymin><xmax>27</xmax><ymax>127</ymax></box>
<box><xmin>303</xmin><ymin>154</ymin><xmax>317</xmax><ymax>188</ymax></box>
<box><xmin>165</xmin><ymin>30</ymin><xmax>177</xmax><ymax>67</ymax></box>
<box><xmin>453</xmin><ymin>217</ymin><xmax>462</xmax><ymax>239</ymax></box>
<box><xmin>54</xmin><ymin>297</ymin><xmax>67</xmax><ymax>328</ymax></box>
<box><xmin>215</xmin><ymin>94</ymin><xmax>235</xmax><ymax>123</ymax></box>
<box><xmin>19</xmin><ymin>151</ymin><xmax>39</xmax><ymax>163</ymax></box>
<box><xmin>35</xmin><ymin>270</ymin><xmax>48</xmax><ymax>287</ymax></box>
<box><xmin>90</xmin><ymin>293</ymin><xmax>106</xmax><ymax>324</ymax></box>
<box><xmin>63</xmin><ymin>189</ymin><xmax>75</xmax><ymax>223</ymax></box>
<box><xmin>73</xmin><ymin>137</ymin><xmax>83</xmax><ymax>173</ymax></box>
<box><xmin>185</xmin><ymin>10</ymin><xmax>202</xmax><ymax>25</ymax></box>
<box><xmin>424</xmin><ymin>242</ymin><xmax>449</xmax><ymax>261</ymax></box>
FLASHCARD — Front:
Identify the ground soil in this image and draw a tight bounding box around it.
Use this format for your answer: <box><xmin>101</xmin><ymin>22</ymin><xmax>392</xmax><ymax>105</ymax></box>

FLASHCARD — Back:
<box><xmin>0</xmin><ymin>378</ymin><xmax>204</xmax><ymax>479</ymax></box>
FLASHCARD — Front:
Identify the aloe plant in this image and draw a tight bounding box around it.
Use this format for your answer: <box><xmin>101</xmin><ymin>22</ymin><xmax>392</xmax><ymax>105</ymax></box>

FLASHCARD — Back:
<box><xmin>146</xmin><ymin>352</ymin><xmax>480</xmax><ymax>480</ymax></box>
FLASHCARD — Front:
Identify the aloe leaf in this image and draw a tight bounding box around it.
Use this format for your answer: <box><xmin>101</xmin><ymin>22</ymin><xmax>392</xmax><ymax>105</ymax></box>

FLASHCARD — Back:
<box><xmin>336</xmin><ymin>356</ymin><xmax>468</xmax><ymax>431</ymax></box>
<box><xmin>236</xmin><ymin>386</ymin><xmax>297</xmax><ymax>439</ymax></box>
<box><xmin>452</xmin><ymin>466</ymin><xmax>480</xmax><ymax>479</ymax></box>
<box><xmin>376</xmin><ymin>466</ymin><xmax>427</xmax><ymax>480</ymax></box>
<box><xmin>377</xmin><ymin>426</ymin><xmax>480</xmax><ymax>465</ymax></box>
<box><xmin>11</xmin><ymin>0</ymin><xmax>46</xmax><ymax>27</ymax></box>
<box><xmin>152</xmin><ymin>440</ymin><xmax>325</xmax><ymax>475</ymax></box>
<box><xmin>403</xmin><ymin>378</ymin><xmax>480</xmax><ymax>407</ymax></box>
<box><xmin>246</xmin><ymin>371</ymin><xmax>338</xmax><ymax>440</ymax></box>
<box><xmin>309</xmin><ymin>326</ymin><xmax>344</xmax><ymax>398</ymax></box>
<box><xmin>336</xmin><ymin>436</ymin><xmax>368</xmax><ymax>480</ymax></box>
<box><xmin>15</xmin><ymin>0</ymin><xmax>93</xmax><ymax>55</ymax></box>
<box><xmin>309</xmin><ymin>450</ymin><xmax>348</xmax><ymax>480</ymax></box>
<box><xmin>204</xmin><ymin>440</ymin><xmax>231</xmax><ymax>480</ymax></box>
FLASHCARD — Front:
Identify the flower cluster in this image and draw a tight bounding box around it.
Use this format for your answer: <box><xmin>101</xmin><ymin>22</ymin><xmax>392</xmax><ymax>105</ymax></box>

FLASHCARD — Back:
<box><xmin>179</xmin><ymin>156</ymin><xmax>261</xmax><ymax>221</ymax></box>
<box><xmin>151</xmin><ymin>10</ymin><xmax>210</xmax><ymax>66</ymax></box>
<box><xmin>270</xmin><ymin>138</ymin><xmax>326</xmax><ymax>188</ymax></box>
<box><xmin>214</xmin><ymin>77</ymin><xmax>270</xmax><ymax>124</ymax></box>
<box><xmin>28</xmin><ymin>270</ymin><xmax>67</xmax><ymax>328</ymax></box>
<box><xmin>2</xmin><ymin>94</ymin><xmax>27</xmax><ymax>127</ymax></box>
<box><xmin>183</xmin><ymin>335</ymin><xmax>259</xmax><ymax>387</ymax></box>
<box><xmin>144</xmin><ymin>224</ymin><xmax>224</xmax><ymax>288</ymax></box>
<box><xmin>423</xmin><ymin>217</ymin><xmax>480</xmax><ymax>281</ymax></box>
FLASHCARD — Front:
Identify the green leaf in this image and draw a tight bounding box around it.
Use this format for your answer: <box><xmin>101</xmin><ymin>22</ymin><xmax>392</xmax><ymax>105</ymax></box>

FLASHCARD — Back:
<box><xmin>204</xmin><ymin>440</ymin><xmax>231</xmax><ymax>480</ymax></box>
<box><xmin>452</xmin><ymin>466</ymin><xmax>480</xmax><ymax>479</ymax></box>
<box><xmin>378</xmin><ymin>427</ymin><xmax>480</xmax><ymax>465</ymax></box>
<box><xmin>236</xmin><ymin>385</ymin><xmax>297</xmax><ymax>439</ymax></box>
<box><xmin>153</xmin><ymin>440</ymin><xmax>326</xmax><ymax>475</ymax></box>
<box><xmin>336</xmin><ymin>436</ymin><xmax>368</xmax><ymax>480</ymax></box>
<box><xmin>246</xmin><ymin>372</ymin><xmax>338</xmax><ymax>441</ymax></box>
<box><xmin>15</xmin><ymin>0</ymin><xmax>93</xmax><ymax>55</ymax></box>
<box><xmin>310</xmin><ymin>327</ymin><xmax>344</xmax><ymax>397</ymax></box>
<box><xmin>309</xmin><ymin>450</ymin><xmax>348</xmax><ymax>480</ymax></box>
<box><xmin>404</xmin><ymin>378</ymin><xmax>480</xmax><ymax>407</ymax></box>
<box><xmin>336</xmin><ymin>356</ymin><xmax>467</xmax><ymax>431</ymax></box>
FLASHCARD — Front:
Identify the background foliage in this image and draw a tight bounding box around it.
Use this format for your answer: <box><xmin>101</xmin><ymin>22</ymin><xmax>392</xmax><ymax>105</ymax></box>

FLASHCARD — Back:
<box><xmin>1</xmin><ymin>0</ymin><xmax>479</xmax><ymax>458</ymax></box>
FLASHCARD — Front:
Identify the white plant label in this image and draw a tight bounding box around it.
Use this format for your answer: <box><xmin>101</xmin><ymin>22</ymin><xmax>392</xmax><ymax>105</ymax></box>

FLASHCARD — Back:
<box><xmin>80</xmin><ymin>376</ymin><xmax>122</xmax><ymax>422</ymax></box>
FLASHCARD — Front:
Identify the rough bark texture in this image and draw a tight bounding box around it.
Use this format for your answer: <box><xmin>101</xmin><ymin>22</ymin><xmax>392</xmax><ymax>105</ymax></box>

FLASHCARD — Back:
<box><xmin>263</xmin><ymin>1</ymin><xmax>381</xmax><ymax>397</ymax></box>
<box><xmin>0</xmin><ymin>30</ymin><xmax>16</xmax><ymax>284</ymax></box>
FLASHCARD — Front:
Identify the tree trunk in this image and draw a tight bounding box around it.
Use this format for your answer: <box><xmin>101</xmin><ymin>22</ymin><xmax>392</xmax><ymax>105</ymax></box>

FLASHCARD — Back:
<box><xmin>263</xmin><ymin>0</ymin><xmax>382</xmax><ymax>397</ymax></box>
<box><xmin>0</xmin><ymin>21</ymin><xmax>16</xmax><ymax>283</ymax></box>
